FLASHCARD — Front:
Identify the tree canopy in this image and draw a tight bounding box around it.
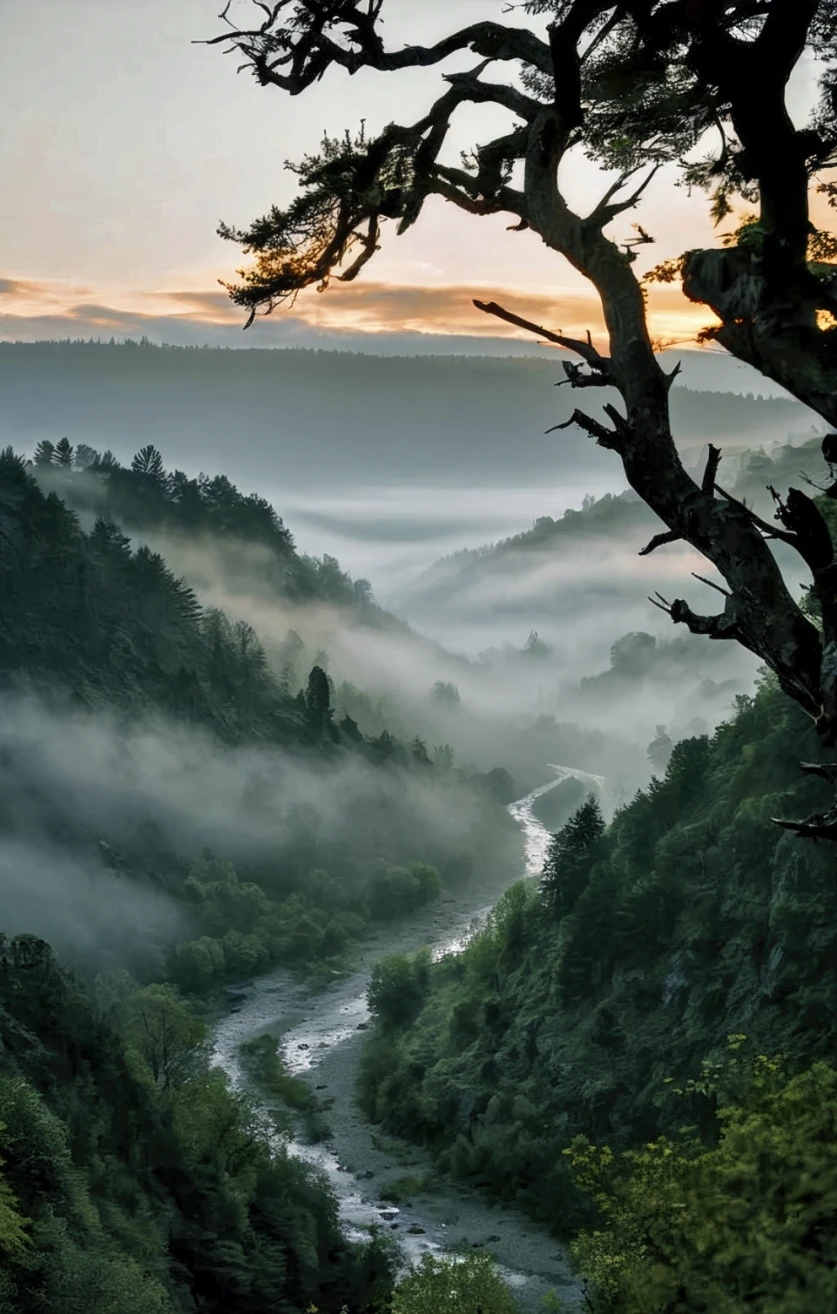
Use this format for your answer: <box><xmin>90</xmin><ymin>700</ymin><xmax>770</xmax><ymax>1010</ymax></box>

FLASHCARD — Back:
<box><xmin>206</xmin><ymin>0</ymin><xmax>837</xmax><ymax>835</ymax></box>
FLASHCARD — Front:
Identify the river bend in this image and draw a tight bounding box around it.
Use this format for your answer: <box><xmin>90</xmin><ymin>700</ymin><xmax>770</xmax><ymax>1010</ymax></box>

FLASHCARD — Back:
<box><xmin>211</xmin><ymin>768</ymin><xmax>594</xmax><ymax>1311</ymax></box>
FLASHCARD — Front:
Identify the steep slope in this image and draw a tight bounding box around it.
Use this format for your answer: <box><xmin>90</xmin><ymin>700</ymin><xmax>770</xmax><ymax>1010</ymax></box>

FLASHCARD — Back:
<box><xmin>358</xmin><ymin>674</ymin><xmax>837</xmax><ymax>1234</ymax></box>
<box><xmin>0</xmin><ymin>446</ymin><xmax>521</xmax><ymax>984</ymax></box>
<box><xmin>0</xmin><ymin>933</ymin><xmax>393</xmax><ymax>1314</ymax></box>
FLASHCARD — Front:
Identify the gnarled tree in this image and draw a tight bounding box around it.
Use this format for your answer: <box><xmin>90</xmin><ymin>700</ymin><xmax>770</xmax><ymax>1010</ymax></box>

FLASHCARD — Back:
<box><xmin>202</xmin><ymin>0</ymin><xmax>837</xmax><ymax>835</ymax></box>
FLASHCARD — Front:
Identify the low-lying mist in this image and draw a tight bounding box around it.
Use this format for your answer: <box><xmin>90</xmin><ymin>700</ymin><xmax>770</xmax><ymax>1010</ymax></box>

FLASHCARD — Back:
<box><xmin>0</xmin><ymin>688</ymin><xmax>520</xmax><ymax>972</ymax></box>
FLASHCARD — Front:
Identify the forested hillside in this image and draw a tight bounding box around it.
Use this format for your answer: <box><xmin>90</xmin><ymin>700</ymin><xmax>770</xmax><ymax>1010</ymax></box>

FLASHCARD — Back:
<box><xmin>0</xmin><ymin>933</ymin><xmax>394</xmax><ymax>1314</ymax></box>
<box><xmin>27</xmin><ymin>434</ymin><xmax>403</xmax><ymax>626</ymax></box>
<box><xmin>359</xmin><ymin>672</ymin><xmax>837</xmax><ymax>1287</ymax></box>
<box><xmin>397</xmin><ymin>436</ymin><xmax>825</xmax><ymax>620</ymax></box>
<box><xmin>0</xmin><ymin>444</ymin><xmax>523</xmax><ymax>1313</ymax></box>
<box><xmin>0</xmin><ymin>444</ymin><xmax>520</xmax><ymax>985</ymax></box>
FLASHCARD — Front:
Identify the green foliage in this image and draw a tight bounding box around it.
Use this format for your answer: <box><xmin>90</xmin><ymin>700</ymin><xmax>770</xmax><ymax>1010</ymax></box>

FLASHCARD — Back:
<box><xmin>566</xmin><ymin>1053</ymin><xmax>837</xmax><ymax>1314</ymax></box>
<box><xmin>359</xmin><ymin>676</ymin><xmax>837</xmax><ymax>1234</ymax></box>
<box><xmin>540</xmin><ymin>796</ymin><xmax>605</xmax><ymax>919</ymax></box>
<box><xmin>0</xmin><ymin>1127</ymin><xmax>29</xmax><ymax>1258</ymax></box>
<box><xmin>122</xmin><ymin>983</ymin><xmax>207</xmax><ymax>1092</ymax></box>
<box><xmin>0</xmin><ymin>932</ymin><xmax>395</xmax><ymax>1313</ymax></box>
<box><xmin>0</xmin><ymin>446</ymin><xmax>302</xmax><ymax>744</ymax></box>
<box><xmin>167</xmin><ymin>851</ymin><xmax>447</xmax><ymax>995</ymax></box>
<box><xmin>367</xmin><ymin>949</ymin><xmax>432</xmax><ymax>1030</ymax></box>
<box><xmin>391</xmin><ymin>1251</ymin><xmax>521</xmax><ymax>1314</ymax></box>
<box><xmin>238</xmin><ymin>1033</ymin><xmax>317</xmax><ymax>1113</ymax></box>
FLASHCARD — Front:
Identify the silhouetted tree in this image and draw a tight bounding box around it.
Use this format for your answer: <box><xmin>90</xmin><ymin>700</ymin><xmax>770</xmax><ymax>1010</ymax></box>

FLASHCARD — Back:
<box><xmin>32</xmin><ymin>440</ymin><xmax>55</xmax><ymax>467</ymax></box>
<box><xmin>73</xmin><ymin>442</ymin><xmax>98</xmax><ymax>471</ymax></box>
<box><xmin>353</xmin><ymin>577</ymin><xmax>373</xmax><ymax>606</ymax></box>
<box><xmin>131</xmin><ymin>444</ymin><xmax>168</xmax><ymax>493</ymax></box>
<box><xmin>54</xmin><ymin>437</ymin><xmax>74</xmax><ymax>467</ymax></box>
<box><xmin>524</xmin><ymin>630</ymin><xmax>551</xmax><ymax>658</ymax></box>
<box><xmin>205</xmin><ymin>2</ymin><xmax>837</xmax><ymax>837</ymax></box>
<box><xmin>305</xmin><ymin>664</ymin><xmax>333</xmax><ymax>740</ymax></box>
<box><xmin>540</xmin><ymin>795</ymin><xmax>605</xmax><ymax>919</ymax></box>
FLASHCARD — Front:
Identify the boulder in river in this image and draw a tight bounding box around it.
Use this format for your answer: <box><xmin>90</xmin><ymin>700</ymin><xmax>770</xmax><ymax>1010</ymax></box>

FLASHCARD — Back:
<box><xmin>356</xmin><ymin>1022</ymin><xmax>369</xmax><ymax>1031</ymax></box>
<box><xmin>407</xmin><ymin>1225</ymin><xmax>425</xmax><ymax>1235</ymax></box>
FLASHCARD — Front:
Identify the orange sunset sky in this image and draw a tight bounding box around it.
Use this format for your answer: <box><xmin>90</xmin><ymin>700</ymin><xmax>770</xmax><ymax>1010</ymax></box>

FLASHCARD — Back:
<box><xmin>1</xmin><ymin>0</ymin><xmax>829</xmax><ymax>351</ymax></box>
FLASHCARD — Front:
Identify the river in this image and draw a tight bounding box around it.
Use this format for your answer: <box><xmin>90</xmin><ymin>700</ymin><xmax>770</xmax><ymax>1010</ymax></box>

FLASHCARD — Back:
<box><xmin>211</xmin><ymin>768</ymin><xmax>595</xmax><ymax>1312</ymax></box>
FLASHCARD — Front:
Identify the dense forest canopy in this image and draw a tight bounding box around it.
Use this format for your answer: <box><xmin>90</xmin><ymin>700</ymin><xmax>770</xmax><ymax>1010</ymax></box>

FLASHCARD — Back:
<box><xmin>359</xmin><ymin>671</ymin><xmax>837</xmax><ymax>1309</ymax></box>
<box><xmin>208</xmin><ymin>0</ymin><xmax>837</xmax><ymax>835</ymax></box>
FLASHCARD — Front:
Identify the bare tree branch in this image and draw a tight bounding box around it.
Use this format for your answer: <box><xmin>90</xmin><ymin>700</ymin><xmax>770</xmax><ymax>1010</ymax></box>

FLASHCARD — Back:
<box><xmin>692</xmin><ymin>571</ymin><xmax>732</xmax><ymax>599</ymax></box>
<box><xmin>472</xmin><ymin>300</ymin><xmax>608</xmax><ymax>368</ymax></box>
<box><xmin>772</xmin><ymin>807</ymin><xmax>837</xmax><ymax>841</ymax></box>
<box><xmin>638</xmin><ymin>530</ymin><xmax>681</xmax><ymax>557</ymax></box>
<box><xmin>584</xmin><ymin>165</ymin><xmax>662</xmax><ymax>229</ymax></box>
<box><xmin>198</xmin><ymin>4</ymin><xmax>553</xmax><ymax>89</ymax></box>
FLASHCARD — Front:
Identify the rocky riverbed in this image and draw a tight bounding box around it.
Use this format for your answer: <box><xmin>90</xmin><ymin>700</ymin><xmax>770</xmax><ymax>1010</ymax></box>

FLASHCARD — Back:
<box><xmin>211</xmin><ymin>771</ymin><xmax>593</xmax><ymax>1312</ymax></box>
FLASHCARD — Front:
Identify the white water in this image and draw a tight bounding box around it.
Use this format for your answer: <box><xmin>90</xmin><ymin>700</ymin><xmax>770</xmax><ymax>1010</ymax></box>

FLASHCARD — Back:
<box><xmin>211</xmin><ymin>770</ymin><xmax>594</xmax><ymax>1309</ymax></box>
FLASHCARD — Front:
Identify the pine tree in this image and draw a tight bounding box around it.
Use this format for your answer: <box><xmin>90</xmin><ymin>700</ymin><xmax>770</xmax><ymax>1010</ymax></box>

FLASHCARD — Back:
<box><xmin>131</xmin><ymin>444</ymin><xmax>168</xmax><ymax>493</ymax></box>
<box><xmin>540</xmin><ymin>795</ymin><xmax>605</xmax><ymax>919</ymax></box>
<box><xmin>53</xmin><ymin>437</ymin><xmax>74</xmax><ymax>467</ymax></box>
<box><xmin>305</xmin><ymin>665</ymin><xmax>333</xmax><ymax>739</ymax></box>
<box><xmin>32</xmin><ymin>440</ymin><xmax>55</xmax><ymax>467</ymax></box>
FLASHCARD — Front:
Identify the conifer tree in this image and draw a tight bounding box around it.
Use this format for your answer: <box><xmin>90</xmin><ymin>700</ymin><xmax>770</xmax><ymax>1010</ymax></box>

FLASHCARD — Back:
<box><xmin>305</xmin><ymin>664</ymin><xmax>333</xmax><ymax>739</ymax></box>
<box><xmin>540</xmin><ymin>794</ymin><xmax>605</xmax><ymax>918</ymax></box>
<box><xmin>32</xmin><ymin>440</ymin><xmax>55</xmax><ymax>467</ymax></box>
<box><xmin>131</xmin><ymin>444</ymin><xmax>168</xmax><ymax>493</ymax></box>
<box><xmin>53</xmin><ymin>437</ymin><xmax>74</xmax><ymax>467</ymax></box>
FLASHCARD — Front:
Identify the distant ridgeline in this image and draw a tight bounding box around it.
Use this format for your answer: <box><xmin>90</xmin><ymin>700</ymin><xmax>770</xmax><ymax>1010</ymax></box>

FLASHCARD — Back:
<box><xmin>26</xmin><ymin>435</ymin><xmax>407</xmax><ymax>628</ymax></box>
<box><xmin>0</xmin><ymin>339</ymin><xmax>814</xmax><ymax>486</ymax></box>
<box><xmin>426</xmin><ymin>435</ymin><xmax>826</xmax><ymax>574</ymax></box>
<box><xmin>398</xmin><ymin>436</ymin><xmax>825</xmax><ymax>621</ymax></box>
